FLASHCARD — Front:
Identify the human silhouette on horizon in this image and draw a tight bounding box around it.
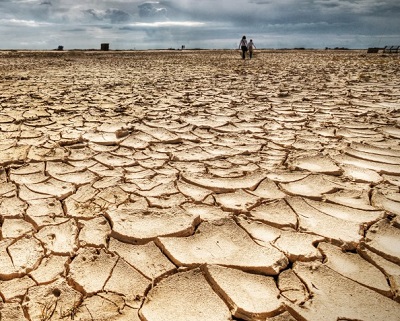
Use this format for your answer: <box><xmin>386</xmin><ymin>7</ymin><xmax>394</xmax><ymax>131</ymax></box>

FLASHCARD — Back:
<box><xmin>239</xmin><ymin>35</ymin><xmax>248</xmax><ymax>59</ymax></box>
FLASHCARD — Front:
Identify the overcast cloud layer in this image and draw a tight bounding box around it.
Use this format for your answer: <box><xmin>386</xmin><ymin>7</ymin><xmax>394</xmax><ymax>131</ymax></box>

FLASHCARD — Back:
<box><xmin>0</xmin><ymin>0</ymin><xmax>399</xmax><ymax>49</ymax></box>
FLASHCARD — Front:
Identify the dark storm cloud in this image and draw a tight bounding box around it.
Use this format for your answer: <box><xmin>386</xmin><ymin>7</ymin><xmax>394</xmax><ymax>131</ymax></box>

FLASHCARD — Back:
<box><xmin>0</xmin><ymin>0</ymin><xmax>399</xmax><ymax>49</ymax></box>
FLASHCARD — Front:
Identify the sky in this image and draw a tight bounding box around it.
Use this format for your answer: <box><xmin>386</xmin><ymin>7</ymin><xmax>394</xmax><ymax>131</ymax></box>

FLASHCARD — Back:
<box><xmin>0</xmin><ymin>0</ymin><xmax>399</xmax><ymax>50</ymax></box>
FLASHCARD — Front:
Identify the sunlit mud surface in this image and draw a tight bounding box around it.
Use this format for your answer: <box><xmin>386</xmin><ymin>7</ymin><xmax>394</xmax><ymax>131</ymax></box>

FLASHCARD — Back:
<box><xmin>0</xmin><ymin>50</ymin><xmax>399</xmax><ymax>320</ymax></box>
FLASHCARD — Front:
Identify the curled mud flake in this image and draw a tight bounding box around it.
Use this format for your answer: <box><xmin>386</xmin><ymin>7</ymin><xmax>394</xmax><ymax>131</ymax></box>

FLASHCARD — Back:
<box><xmin>214</xmin><ymin>189</ymin><xmax>261</xmax><ymax>213</ymax></box>
<box><xmin>157</xmin><ymin>218</ymin><xmax>288</xmax><ymax>275</ymax></box>
<box><xmin>318</xmin><ymin>242</ymin><xmax>391</xmax><ymax>296</ymax></box>
<box><xmin>0</xmin><ymin>302</ymin><xmax>27</xmax><ymax>319</ymax></box>
<box><xmin>177</xmin><ymin>179</ymin><xmax>213</xmax><ymax>202</ymax></box>
<box><xmin>0</xmin><ymin>195</ymin><xmax>27</xmax><ymax>219</ymax></box>
<box><xmin>74</xmin><ymin>292</ymin><xmax>141</xmax><ymax>321</ymax></box>
<box><xmin>0</xmin><ymin>145</ymin><xmax>30</xmax><ymax>167</ymax></box>
<box><xmin>0</xmin><ymin>240</ymin><xmax>19</xmax><ymax>280</ymax></box>
<box><xmin>364</xmin><ymin>219</ymin><xmax>400</xmax><ymax>265</ymax></box>
<box><xmin>341</xmin><ymin>164</ymin><xmax>383</xmax><ymax>184</ymax></box>
<box><xmin>9</xmin><ymin>171</ymin><xmax>49</xmax><ymax>185</ymax></box>
<box><xmin>104</xmin><ymin>257</ymin><xmax>150</xmax><ymax>307</ymax></box>
<box><xmin>0</xmin><ymin>182</ymin><xmax>17</xmax><ymax>197</ymax></box>
<box><xmin>23</xmin><ymin>279</ymin><xmax>82</xmax><ymax>321</ymax></box>
<box><xmin>304</xmin><ymin>198</ymin><xmax>384</xmax><ymax>224</ymax></box>
<box><xmin>25</xmin><ymin>178</ymin><xmax>75</xmax><ymax>200</ymax></box>
<box><xmin>94</xmin><ymin>152</ymin><xmax>137</xmax><ymax>168</ymax></box>
<box><xmin>140</xmin><ymin>269</ymin><xmax>231</xmax><ymax>321</ymax></box>
<box><xmin>68</xmin><ymin>248</ymin><xmax>118</xmax><ymax>295</ymax></box>
<box><xmin>182</xmin><ymin>203</ymin><xmax>228</xmax><ymax>221</ymax></box>
<box><xmin>49</xmin><ymin>169</ymin><xmax>98</xmax><ymax>186</ymax></box>
<box><xmin>7</xmin><ymin>236</ymin><xmax>44</xmax><ymax>274</ymax></box>
<box><xmin>278</xmin><ymin>269</ymin><xmax>309</xmax><ymax>304</ymax></box>
<box><xmin>35</xmin><ymin>219</ymin><xmax>78</xmax><ymax>255</ymax></box>
<box><xmin>371</xmin><ymin>190</ymin><xmax>400</xmax><ymax>216</ymax></box>
<box><xmin>108</xmin><ymin>238</ymin><xmax>176</xmax><ymax>280</ymax></box>
<box><xmin>323</xmin><ymin>189</ymin><xmax>375</xmax><ymax>211</ymax></box>
<box><xmin>279</xmin><ymin>174</ymin><xmax>342</xmax><ymax>200</ymax></box>
<box><xmin>78</xmin><ymin>216</ymin><xmax>111</xmax><ymax>248</ymax></box>
<box><xmin>273</xmin><ymin>231</ymin><xmax>324</xmax><ymax>263</ymax></box>
<box><xmin>359</xmin><ymin>245</ymin><xmax>400</xmax><ymax>302</ymax></box>
<box><xmin>334</xmin><ymin>154</ymin><xmax>400</xmax><ymax>176</ymax></box>
<box><xmin>29</xmin><ymin>255</ymin><xmax>68</xmax><ymax>284</ymax></box>
<box><xmin>1</xmin><ymin>218</ymin><xmax>35</xmax><ymax>239</ymax></box>
<box><xmin>246</xmin><ymin>178</ymin><xmax>286</xmax><ymax>199</ymax></box>
<box><xmin>290</xmin><ymin>155</ymin><xmax>342</xmax><ymax>175</ymax></box>
<box><xmin>204</xmin><ymin>265</ymin><xmax>284</xmax><ymax>319</ymax></box>
<box><xmin>181</xmin><ymin>170</ymin><xmax>267</xmax><ymax>193</ymax></box>
<box><xmin>0</xmin><ymin>275</ymin><xmax>36</xmax><ymax>302</ymax></box>
<box><xmin>287</xmin><ymin>262</ymin><xmax>400</xmax><ymax>321</ymax></box>
<box><xmin>286</xmin><ymin>197</ymin><xmax>362</xmax><ymax>250</ymax></box>
<box><xmin>250</xmin><ymin>199</ymin><xmax>297</xmax><ymax>229</ymax></box>
<box><xmin>106</xmin><ymin>205</ymin><xmax>200</xmax><ymax>243</ymax></box>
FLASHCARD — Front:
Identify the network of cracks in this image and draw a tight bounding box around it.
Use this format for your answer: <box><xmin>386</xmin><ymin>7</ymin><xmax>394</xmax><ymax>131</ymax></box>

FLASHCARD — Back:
<box><xmin>0</xmin><ymin>50</ymin><xmax>400</xmax><ymax>320</ymax></box>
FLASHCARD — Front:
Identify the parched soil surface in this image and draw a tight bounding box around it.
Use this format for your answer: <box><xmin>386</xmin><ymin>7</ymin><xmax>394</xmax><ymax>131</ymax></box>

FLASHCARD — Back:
<box><xmin>0</xmin><ymin>50</ymin><xmax>399</xmax><ymax>320</ymax></box>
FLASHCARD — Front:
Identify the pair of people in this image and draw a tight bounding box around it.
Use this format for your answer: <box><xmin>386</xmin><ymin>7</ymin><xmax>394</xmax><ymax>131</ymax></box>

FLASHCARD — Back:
<box><xmin>239</xmin><ymin>36</ymin><xmax>256</xmax><ymax>59</ymax></box>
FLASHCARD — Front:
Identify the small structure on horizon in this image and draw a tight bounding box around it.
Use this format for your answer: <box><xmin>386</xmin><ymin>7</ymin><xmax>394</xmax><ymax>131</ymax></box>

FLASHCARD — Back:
<box><xmin>101</xmin><ymin>43</ymin><xmax>109</xmax><ymax>51</ymax></box>
<box><xmin>181</xmin><ymin>45</ymin><xmax>185</xmax><ymax>50</ymax></box>
<box><xmin>57</xmin><ymin>46</ymin><xmax>64</xmax><ymax>51</ymax></box>
<box><xmin>367</xmin><ymin>47</ymin><xmax>380</xmax><ymax>53</ymax></box>
<box><xmin>383</xmin><ymin>45</ymin><xmax>399</xmax><ymax>53</ymax></box>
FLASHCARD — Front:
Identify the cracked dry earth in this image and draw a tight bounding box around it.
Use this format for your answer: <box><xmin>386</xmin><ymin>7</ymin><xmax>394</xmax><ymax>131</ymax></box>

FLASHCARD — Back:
<box><xmin>0</xmin><ymin>50</ymin><xmax>400</xmax><ymax>321</ymax></box>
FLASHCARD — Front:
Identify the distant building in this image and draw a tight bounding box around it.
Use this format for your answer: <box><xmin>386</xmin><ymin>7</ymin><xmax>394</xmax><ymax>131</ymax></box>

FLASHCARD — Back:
<box><xmin>101</xmin><ymin>43</ymin><xmax>109</xmax><ymax>51</ymax></box>
<box><xmin>57</xmin><ymin>46</ymin><xmax>64</xmax><ymax>51</ymax></box>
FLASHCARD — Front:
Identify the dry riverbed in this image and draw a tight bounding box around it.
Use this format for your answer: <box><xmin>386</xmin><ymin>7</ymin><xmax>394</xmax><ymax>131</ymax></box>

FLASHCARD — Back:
<box><xmin>0</xmin><ymin>49</ymin><xmax>399</xmax><ymax>320</ymax></box>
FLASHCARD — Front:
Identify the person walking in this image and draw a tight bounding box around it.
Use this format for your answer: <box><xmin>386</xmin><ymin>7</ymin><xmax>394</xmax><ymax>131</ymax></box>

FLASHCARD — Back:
<box><xmin>248</xmin><ymin>39</ymin><xmax>256</xmax><ymax>59</ymax></box>
<box><xmin>239</xmin><ymin>35</ymin><xmax>248</xmax><ymax>59</ymax></box>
